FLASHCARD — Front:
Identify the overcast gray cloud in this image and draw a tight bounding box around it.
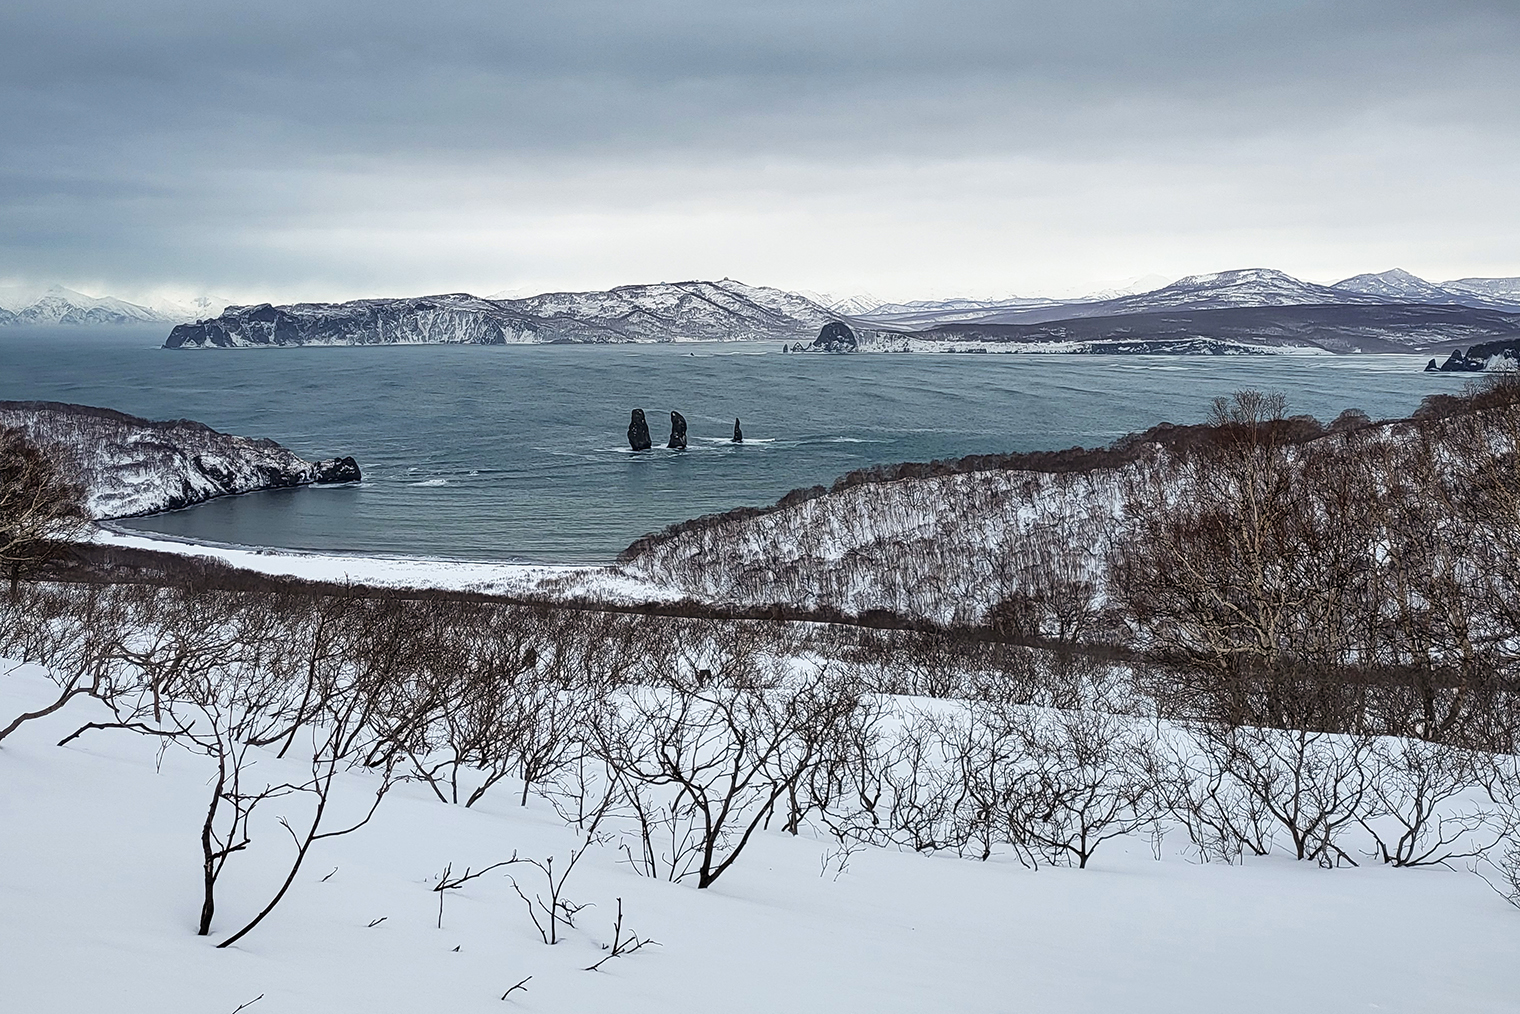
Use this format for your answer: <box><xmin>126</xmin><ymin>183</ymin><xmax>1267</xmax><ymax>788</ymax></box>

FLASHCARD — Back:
<box><xmin>1</xmin><ymin>0</ymin><xmax>1517</xmax><ymax>302</ymax></box>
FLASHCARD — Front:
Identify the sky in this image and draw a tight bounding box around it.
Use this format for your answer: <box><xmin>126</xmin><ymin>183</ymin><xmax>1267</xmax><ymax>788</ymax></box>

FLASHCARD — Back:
<box><xmin>1</xmin><ymin>0</ymin><xmax>1517</xmax><ymax>306</ymax></box>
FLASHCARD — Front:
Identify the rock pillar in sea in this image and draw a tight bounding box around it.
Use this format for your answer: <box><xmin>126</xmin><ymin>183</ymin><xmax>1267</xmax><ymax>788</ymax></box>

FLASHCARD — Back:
<box><xmin>732</xmin><ymin>418</ymin><xmax>743</xmax><ymax>443</ymax></box>
<box><xmin>810</xmin><ymin>320</ymin><xmax>858</xmax><ymax>353</ymax></box>
<box><xmin>628</xmin><ymin>409</ymin><xmax>652</xmax><ymax>450</ymax></box>
<box><xmin>669</xmin><ymin>411</ymin><xmax>688</xmax><ymax>450</ymax></box>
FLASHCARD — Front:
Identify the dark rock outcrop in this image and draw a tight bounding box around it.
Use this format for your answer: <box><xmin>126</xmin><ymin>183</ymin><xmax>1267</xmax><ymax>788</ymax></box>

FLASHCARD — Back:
<box><xmin>732</xmin><ymin>418</ymin><xmax>744</xmax><ymax>443</ymax></box>
<box><xmin>669</xmin><ymin>411</ymin><xmax>688</xmax><ymax>450</ymax></box>
<box><xmin>810</xmin><ymin>321</ymin><xmax>858</xmax><ymax>353</ymax></box>
<box><xmin>628</xmin><ymin>409</ymin><xmax>652</xmax><ymax>451</ymax></box>
<box><xmin>313</xmin><ymin>456</ymin><xmax>363</xmax><ymax>483</ymax></box>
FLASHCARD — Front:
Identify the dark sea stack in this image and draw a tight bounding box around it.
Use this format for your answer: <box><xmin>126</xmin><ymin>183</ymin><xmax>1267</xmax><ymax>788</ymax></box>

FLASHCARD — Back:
<box><xmin>732</xmin><ymin>418</ymin><xmax>744</xmax><ymax>443</ymax></box>
<box><xmin>628</xmin><ymin>409</ymin><xmax>652</xmax><ymax>450</ymax></box>
<box><xmin>1425</xmin><ymin>358</ymin><xmax>1439</xmax><ymax>372</ymax></box>
<box><xmin>1433</xmin><ymin>348</ymin><xmax>1486</xmax><ymax>372</ymax></box>
<box><xmin>810</xmin><ymin>320</ymin><xmax>858</xmax><ymax>353</ymax></box>
<box><xmin>313</xmin><ymin>456</ymin><xmax>363</xmax><ymax>483</ymax></box>
<box><xmin>669</xmin><ymin>411</ymin><xmax>688</xmax><ymax>450</ymax></box>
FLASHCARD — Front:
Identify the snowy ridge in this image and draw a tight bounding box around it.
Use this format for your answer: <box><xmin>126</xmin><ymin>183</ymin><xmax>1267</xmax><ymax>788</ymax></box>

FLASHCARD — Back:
<box><xmin>166</xmin><ymin>280</ymin><xmax>843</xmax><ymax>348</ymax></box>
<box><xmin>0</xmin><ymin>401</ymin><xmax>360</xmax><ymax>519</ymax></box>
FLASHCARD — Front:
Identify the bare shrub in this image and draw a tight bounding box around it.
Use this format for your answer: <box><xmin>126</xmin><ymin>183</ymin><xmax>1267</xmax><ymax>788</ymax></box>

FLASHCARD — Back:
<box><xmin>1200</xmin><ymin>722</ymin><xmax>1371</xmax><ymax>866</ymax></box>
<box><xmin>1007</xmin><ymin>707</ymin><xmax>1162</xmax><ymax>868</ymax></box>
<box><xmin>591</xmin><ymin>664</ymin><xmax>853</xmax><ymax>888</ymax></box>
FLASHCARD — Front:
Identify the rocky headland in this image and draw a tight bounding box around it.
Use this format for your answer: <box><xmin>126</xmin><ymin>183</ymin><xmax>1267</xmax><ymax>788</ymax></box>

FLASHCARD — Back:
<box><xmin>0</xmin><ymin>401</ymin><xmax>361</xmax><ymax>519</ymax></box>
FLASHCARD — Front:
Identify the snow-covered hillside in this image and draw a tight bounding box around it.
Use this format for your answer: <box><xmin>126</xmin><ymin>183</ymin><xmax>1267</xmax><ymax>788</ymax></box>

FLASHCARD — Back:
<box><xmin>166</xmin><ymin>280</ymin><xmax>845</xmax><ymax>348</ymax></box>
<box><xmin>621</xmin><ymin>463</ymin><xmax>1123</xmax><ymax>624</ymax></box>
<box><xmin>0</xmin><ymin>401</ymin><xmax>361</xmax><ymax>519</ymax></box>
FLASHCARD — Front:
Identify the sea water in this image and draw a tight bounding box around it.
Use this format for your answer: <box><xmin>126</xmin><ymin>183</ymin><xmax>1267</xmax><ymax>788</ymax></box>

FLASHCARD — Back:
<box><xmin>0</xmin><ymin>326</ymin><xmax>1466</xmax><ymax>562</ymax></box>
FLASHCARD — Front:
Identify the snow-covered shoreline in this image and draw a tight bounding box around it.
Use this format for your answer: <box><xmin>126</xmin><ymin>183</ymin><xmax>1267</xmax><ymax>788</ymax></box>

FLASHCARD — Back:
<box><xmin>92</xmin><ymin>526</ymin><xmax>680</xmax><ymax>603</ymax></box>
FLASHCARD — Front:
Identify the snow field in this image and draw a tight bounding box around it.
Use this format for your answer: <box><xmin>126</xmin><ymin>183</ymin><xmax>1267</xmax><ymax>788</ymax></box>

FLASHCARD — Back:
<box><xmin>4</xmin><ymin>663</ymin><xmax>1519</xmax><ymax>1014</ymax></box>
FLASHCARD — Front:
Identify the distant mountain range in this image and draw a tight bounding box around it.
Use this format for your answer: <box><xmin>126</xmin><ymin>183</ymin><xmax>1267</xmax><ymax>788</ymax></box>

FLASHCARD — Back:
<box><xmin>0</xmin><ymin>285</ymin><xmax>225</xmax><ymax>327</ymax></box>
<box><xmin>10</xmin><ymin>267</ymin><xmax>1520</xmax><ymax>356</ymax></box>
<box><xmin>865</xmin><ymin>268</ymin><xmax>1520</xmax><ymax>355</ymax></box>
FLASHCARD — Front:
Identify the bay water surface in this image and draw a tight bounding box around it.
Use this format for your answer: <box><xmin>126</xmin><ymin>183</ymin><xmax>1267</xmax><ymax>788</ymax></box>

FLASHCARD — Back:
<box><xmin>0</xmin><ymin>326</ymin><xmax>1465</xmax><ymax>562</ymax></box>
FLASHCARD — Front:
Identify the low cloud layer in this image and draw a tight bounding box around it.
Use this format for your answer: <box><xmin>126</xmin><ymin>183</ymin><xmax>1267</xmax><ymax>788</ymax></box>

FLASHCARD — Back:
<box><xmin>2</xmin><ymin>0</ymin><xmax>1517</xmax><ymax>302</ymax></box>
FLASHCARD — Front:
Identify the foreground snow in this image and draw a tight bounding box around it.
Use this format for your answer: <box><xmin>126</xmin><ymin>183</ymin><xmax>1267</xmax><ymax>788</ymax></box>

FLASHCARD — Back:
<box><xmin>3</xmin><ymin>665</ymin><xmax>1517</xmax><ymax>1014</ymax></box>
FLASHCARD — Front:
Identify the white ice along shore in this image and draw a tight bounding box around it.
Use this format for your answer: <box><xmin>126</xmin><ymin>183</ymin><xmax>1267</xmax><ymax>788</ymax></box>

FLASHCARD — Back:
<box><xmin>0</xmin><ymin>400</ymin><xmax>362</xmax><ymax>519</ymax></box>
<box><xmin>92</xmin><ymin>526</ymin><xmax>680</xmax><ymax>603</ymax></box>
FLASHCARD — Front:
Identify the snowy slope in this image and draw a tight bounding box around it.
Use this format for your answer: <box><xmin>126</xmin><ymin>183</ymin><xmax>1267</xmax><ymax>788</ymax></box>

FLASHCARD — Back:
<box><xmin>3</xmin><ymin>664</ymin><xmax>1517</xmax><ymax>1014</ymax></box>
<box><xmin>0</xmin><ymin>401</ymin><xmax>360</xmax><ymax>519</ymax></box>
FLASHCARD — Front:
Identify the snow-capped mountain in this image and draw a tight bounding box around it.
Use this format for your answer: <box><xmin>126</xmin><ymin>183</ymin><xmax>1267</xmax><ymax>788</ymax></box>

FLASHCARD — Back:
<box><xmin>166</xmin><ymin>280</ymin><xmax>844</xmax><ymax>348</ymax></box>
<box><xmin>1441</xmin><ymin>276</ymin><xmax>1520</xmax><ymax>306</ymax></box>
<box><xmin>1331</xmin><ymin>268</ymin><xmax>1520</xmax><ymax>310</ymax></box>
<box><xmin>851</xmin><ymin>268</ymin><xmax>1384</xmax><ymax>330</ymax></box>
<box><xmin>0</xmin><ymin>401</ymin><xmax>360</xmax><ymax>519</ymax></box>
<box><xmin>902</xmin><ymin>268</ymin><xmax>1520</xmax><ymax>354</ymax></box>
<box><xmin>1062</xmin><ymin>267</ymin><xmax>1383</xmax><ymax>315</ymax></box>
<box><xmin>0</xmin><ymin>285</ymin><xmax>235</xmax><ymax>326</ymax></box>
<box><xmin>827</xmin><ymin>294</ymin><xmax>887</xmax><ymax>316</ymax></box>
<box><xmin>1332</xmin><ymin>268</ymin><xmax>1460</xmax><ymax>303</ymax></box>
<box><xmin>0</xmin><ymin>285</ymin><xmax>176</xmax><ymax>326</ymax></box>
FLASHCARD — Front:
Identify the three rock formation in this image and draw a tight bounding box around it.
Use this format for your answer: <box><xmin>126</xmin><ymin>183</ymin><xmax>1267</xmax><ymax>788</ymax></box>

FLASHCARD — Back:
<box><xmin>625</xmin><ymin>410</ymin><xmax>746</xmax><ymax>449</ymax></box>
